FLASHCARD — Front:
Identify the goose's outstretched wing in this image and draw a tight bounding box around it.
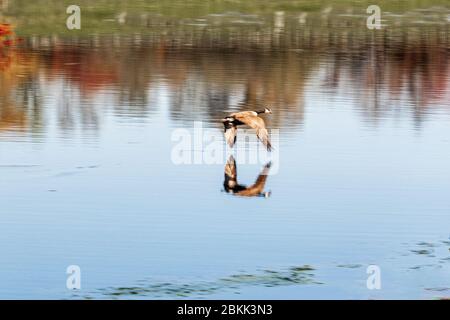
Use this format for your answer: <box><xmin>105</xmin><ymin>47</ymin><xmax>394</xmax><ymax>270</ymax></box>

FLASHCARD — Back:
<box><xmin>233</xmin><ymin>114</ymin><xmax>272</xmax><ymax>151</ymax></box>
<box><xmin>224</xmin><ymin>126</ymin><xmax>237</xmax><ymax>148</ymax></box>
<box><xmin>222</xmin><ymin>120</ymin><xmax>237</xmax><ymax>148</ymax></box>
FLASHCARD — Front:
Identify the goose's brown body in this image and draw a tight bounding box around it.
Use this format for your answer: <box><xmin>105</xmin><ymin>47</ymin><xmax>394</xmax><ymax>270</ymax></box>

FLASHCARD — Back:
<box><xmin>222</xmin><ymin>108</ymin><xmax>273</xmax><ymax>151</ymax></box>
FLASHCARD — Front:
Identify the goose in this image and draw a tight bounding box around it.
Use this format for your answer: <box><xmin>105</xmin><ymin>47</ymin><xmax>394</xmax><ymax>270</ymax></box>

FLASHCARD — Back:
<box><xmin>223</xmin><ymin>155</ymin><xmax>272</xmax><ymax>197</ymax></box>
<box><xmin>222</xmin><ymin>107</ymin><xmax>273</xmax><ymax>151</ymax></box>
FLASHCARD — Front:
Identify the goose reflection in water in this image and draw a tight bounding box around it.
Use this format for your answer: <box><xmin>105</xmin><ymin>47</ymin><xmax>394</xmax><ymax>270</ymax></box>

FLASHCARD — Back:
<box><xmin>223</xmin><ymin>155</ymin><xmax>272</xmax><ymax>198</ymax></box>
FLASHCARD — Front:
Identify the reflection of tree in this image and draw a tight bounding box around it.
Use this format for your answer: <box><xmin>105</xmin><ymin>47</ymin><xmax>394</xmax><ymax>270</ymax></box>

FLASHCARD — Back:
<box><xmin>1</xmin><ymin>23</ymin><xmax>42</xmax><ymax>133</ymax></box>
<box><xmin>0</xmin><ymin>47</ymin><xmax>41</xmax><ymax>132</ymax></box>
<box><xmin>1</xmin><ymin>24</ymin><xmax>448</xmax><ymax>135</ymax></box>
<box><xmin>165</xmin><ymin>49</ymin><xmax>311</xmax><ymax>129</ymax></box>
<box><xmin>322</xmin><ymin>27</ymin><xmax>449</xmax><ymax>127</ymax></box>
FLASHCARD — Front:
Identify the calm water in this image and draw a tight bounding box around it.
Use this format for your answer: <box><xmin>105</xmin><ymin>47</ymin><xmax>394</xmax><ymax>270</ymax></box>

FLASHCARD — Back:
<box><xmin>1</xmin><ymin>5</ymin><xmax>450</xmax><ymax>299</ymax></box>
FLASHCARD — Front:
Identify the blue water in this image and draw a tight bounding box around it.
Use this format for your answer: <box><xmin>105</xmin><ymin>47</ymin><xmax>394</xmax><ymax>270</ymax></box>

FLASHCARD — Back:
<box><xmin>1</xmin><ymin>22</ymin><xmax>450</xmax><ymax>299</ymax></box>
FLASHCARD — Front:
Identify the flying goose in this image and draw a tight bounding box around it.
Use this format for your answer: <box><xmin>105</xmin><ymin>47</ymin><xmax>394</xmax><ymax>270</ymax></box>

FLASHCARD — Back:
<box><xmin>222</xmin><ymin>107</ymin><xmax>273</xmax><ymax>151</ymax></box>
<box><xmin>223</xmin><ymin>155</ymin><xmax>272</xmax><ymax>197</ymax></box>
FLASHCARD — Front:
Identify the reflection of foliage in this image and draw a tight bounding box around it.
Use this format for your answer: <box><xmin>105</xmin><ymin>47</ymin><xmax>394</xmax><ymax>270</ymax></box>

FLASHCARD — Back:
<box><xmin>0</xmin><ymin>23</ymin><xmax>13</xmax><ymax>38</ymax></box>
<box><xmin>0</xmin><ymin>23</ymin><xmax>23</xmax><ymax>71</ymax></box>
<box><xmin>1</xmin><ymin>25</ymin><xmax>448</xmax><ymax>133</ymax></box>
<box><xmin>87</xmin><ymin>265</ymin><xmax>320</xmax><ymax>299</ymax></box>
<box><xmin>0</xmin><ymin>22</ymin><xmax>40</xmax><ymax>132</ymax></box>
<box><xmin>0</xmin><ymin>23</ymin><xmax>14</xmax><ymax>71</ymax></box>
<box><xmin>1</xmin><ymin>6</ymin><xmax>449</xmax><ymax>133</ymax></box>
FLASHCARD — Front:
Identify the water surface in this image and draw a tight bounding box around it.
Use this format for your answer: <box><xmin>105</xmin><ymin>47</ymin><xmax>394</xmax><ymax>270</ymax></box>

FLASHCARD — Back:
<box><xmin>1</xmin><ymin>2</ymin><xmax>450</xmax><ymax>299</ymax></box>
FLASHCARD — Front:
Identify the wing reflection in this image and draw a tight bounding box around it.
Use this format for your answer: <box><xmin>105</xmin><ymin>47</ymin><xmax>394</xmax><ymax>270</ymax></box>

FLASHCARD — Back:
<box><xmin>223</xmin><ymin>155</ymin><xmax>271</xmax><ymax>198</ymax></box>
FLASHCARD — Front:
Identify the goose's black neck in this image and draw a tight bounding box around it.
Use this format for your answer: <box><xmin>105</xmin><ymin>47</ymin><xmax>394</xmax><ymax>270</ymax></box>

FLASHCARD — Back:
<box><xmin>256</xmin><ymin>110</ymin><xmax>266</xmax><ymax>114</ymax></box>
